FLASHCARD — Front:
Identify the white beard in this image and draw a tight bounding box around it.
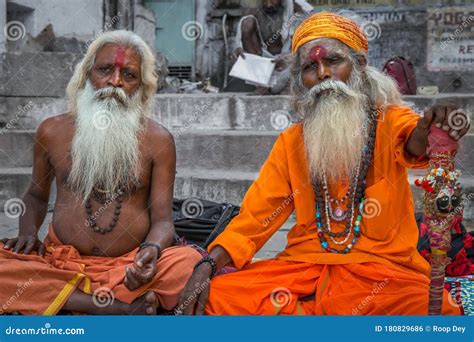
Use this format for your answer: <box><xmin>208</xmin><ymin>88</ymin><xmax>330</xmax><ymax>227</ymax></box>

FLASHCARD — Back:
<box><xmin>68</xmin><ymin>81</ymin><xmax>145</xmax><ymax>203</ymax></box>
<box><xmin>301</xmin><ymin>70</ymin><xmax>369</xmax><ymax>184</ymax></box>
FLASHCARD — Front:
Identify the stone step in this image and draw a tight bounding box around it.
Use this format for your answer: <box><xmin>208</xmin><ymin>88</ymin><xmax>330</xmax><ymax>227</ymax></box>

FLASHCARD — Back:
<box><xmin>1</xmin><ymin>167</ymin><xmax>473</xmax><ymax>227</ymax></box>
<box><xmin>1</xmin><ymin>130</ymin><xmax>473</xmax><ymax>176</ymax></box>
<box><xmin>0</xmin><ymin>129</ymin><xmax>281</xmax><ymax>171</ymax></box>
<box><xmin>1</xmin><ymin>94</ymin><xmax>473</xmax><ymax>131</ymax></box>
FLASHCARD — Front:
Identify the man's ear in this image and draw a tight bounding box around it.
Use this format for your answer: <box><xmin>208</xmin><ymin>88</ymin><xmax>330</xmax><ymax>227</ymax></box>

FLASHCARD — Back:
<box><xmin>356</xmin><ymin>54</ymin><xmax>367</xmax><ymax>68</ymax></box>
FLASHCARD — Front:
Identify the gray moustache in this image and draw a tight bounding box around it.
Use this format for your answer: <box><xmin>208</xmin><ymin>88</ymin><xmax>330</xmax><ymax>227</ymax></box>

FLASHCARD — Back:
<box><xmin>94</xmin><ymin>87</ymin><xmax>129</xmax><ymax>106</ymax></box>
<box><xmin>309</xmin><ymin>80</ymin><xmax>352</xmax><ymax>98</ymax></box>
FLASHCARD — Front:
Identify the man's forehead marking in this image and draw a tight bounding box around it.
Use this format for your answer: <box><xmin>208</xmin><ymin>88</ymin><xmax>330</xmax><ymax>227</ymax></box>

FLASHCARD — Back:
<box><xmin>309</xmin><ymin>45</ymin><xmax>327</xmax><ymax>62</ymax></box>
<box><xmin>114</xmin><ymin>46</ymin><xmax>127</xmax><ymax>68</ymax></box>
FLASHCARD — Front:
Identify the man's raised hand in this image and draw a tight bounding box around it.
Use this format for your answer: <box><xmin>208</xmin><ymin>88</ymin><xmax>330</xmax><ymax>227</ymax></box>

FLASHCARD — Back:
<box><xmin>419</xmin><ymin>104</ymin><xmax>471</xmax><ymax>140</ymax></box>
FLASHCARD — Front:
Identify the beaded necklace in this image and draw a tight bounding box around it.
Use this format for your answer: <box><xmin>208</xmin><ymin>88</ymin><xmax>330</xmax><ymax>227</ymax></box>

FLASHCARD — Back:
<box><xmin>313</xmin><ymin>108</ymin><xmax>378</xmax><ymax>253</ymax></box>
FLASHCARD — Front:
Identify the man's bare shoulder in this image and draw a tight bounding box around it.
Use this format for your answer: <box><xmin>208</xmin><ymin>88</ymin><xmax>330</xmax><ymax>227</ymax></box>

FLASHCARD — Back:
<box><xmin>144</xmin><ymin>118</ymin><xmax>174</xmax><ymax>144</ymax></box>
<box><xmin>36</xmin><ymin>113</ymin><xmax>74</xmax><ymax>146</ymax></box>
<box><xmin>143</xmin><ymin>118</ymin><xmax>175</xmax><ymax>157</ymax></box>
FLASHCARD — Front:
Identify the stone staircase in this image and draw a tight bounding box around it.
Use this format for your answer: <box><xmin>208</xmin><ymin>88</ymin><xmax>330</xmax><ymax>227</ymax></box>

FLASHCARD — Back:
<box><xmin>0</xmin><ymin>93</ymin><xmax>473</xmax><ymax>257</ymax></box>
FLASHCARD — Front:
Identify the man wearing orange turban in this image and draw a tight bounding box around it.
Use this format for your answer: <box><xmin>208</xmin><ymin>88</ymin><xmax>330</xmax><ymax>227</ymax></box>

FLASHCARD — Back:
<box><xmin>178</xmin><ymin>12</ymin><xmax>468</xmax><ymax>315</ymax></box>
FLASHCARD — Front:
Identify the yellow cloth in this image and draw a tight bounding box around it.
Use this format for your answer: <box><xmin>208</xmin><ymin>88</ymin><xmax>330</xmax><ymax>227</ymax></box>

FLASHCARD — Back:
<box><xmin>292</xmin><ymin>11</ymin><xmax>368</xmax><ymax>54</ymax></box>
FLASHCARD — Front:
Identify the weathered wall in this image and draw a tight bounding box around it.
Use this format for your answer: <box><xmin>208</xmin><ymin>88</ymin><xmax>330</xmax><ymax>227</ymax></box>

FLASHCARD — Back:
<box><xmin>7</xmin><ymin>0</ymin><xmax>103</xmax><ymax>39</ymax></box>
<box><xmin>195</xmin><ymin>0</ymin><xmax>474</xmax><ymax>92</ymax></box>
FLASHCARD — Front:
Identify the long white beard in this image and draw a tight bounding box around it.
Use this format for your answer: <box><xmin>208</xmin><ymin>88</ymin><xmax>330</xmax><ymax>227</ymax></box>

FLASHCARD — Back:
<box><xmin>68</xmin><ymin>81</ymin><xmax>145</xmax><ymax>203</ymax></box>
<box><xmin>301</xmin><ymin>71</ymin><xmax>369</xmax><ymax>184</ymax></box>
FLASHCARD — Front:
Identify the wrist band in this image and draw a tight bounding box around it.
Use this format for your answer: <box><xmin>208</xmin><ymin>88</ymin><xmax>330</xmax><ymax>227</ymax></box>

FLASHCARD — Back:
<box><xmin>194</xmin><ymin>256</ymin><xmax>217</xmax><ymax>278</ymax></box>
<box><xmin>139</xmin><ymin>242</ymin><xmax>162</xmax><ymax>258</ymax></box>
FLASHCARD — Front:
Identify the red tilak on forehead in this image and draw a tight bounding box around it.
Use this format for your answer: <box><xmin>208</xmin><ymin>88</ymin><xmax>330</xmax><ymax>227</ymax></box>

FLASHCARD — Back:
<box><xmin>114</xmin><ymin>46</ymin><xmax>126</xmax><ymax>68</ymax></box>
<box><xmin>309</xmin><ymin>45</ymin><xmax>327</xmax><ymax>62</ymax></box>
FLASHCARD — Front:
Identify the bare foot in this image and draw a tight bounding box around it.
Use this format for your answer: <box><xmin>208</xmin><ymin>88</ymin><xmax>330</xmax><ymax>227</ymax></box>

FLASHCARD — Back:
<box><xmin>129</xmin><ymin>291</ymin><xmax>159</xmax><ymax>315</ymax></box>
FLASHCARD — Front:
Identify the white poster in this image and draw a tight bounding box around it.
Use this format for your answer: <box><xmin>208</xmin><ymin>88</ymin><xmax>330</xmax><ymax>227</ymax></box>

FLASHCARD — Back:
<box><xmin>427</xmin><ymin>6</ymin><xmax>474</xmax><ymax>71</ymax></box>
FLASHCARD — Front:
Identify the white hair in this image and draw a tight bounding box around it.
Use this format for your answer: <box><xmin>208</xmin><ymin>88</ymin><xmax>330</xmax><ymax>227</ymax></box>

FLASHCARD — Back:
<box><xmin>66</xmin><ymin>30</ymin><xmax>158</xmax><ymax>116</ymax></box>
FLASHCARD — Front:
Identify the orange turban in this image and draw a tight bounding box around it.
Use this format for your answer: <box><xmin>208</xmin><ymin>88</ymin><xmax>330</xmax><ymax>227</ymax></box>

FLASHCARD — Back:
<box><xmin>292</xmin><ymin>12</ymin><xmax>368</xmax><ymax>54</ymax></box>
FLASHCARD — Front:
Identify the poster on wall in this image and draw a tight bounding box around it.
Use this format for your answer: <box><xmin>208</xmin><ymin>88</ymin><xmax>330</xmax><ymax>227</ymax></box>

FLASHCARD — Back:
<box><xmin>427</xmin><ymin>6</ymin><xmax>474</xmax><ymax>72</ymax></box>
<box><xmin>307</xmin><ymin>0</ymin><xmax>423</xmax><ymax>8</ymax></box>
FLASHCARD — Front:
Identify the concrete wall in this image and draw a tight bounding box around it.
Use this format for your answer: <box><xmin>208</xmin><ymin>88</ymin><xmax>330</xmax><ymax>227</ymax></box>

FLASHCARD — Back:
<box><xmin>7</xmin><ymin>0</ymin><xmax>103</xmax><ymax>39</ymax></box>
<box><xmin>194</xmin><ymin>0</ymin><xmax>474</xmax><ymax>92</ymax></box>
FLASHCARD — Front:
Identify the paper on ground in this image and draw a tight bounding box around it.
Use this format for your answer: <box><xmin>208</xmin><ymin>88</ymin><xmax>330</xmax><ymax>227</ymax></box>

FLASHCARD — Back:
<box><xmin>229</xmin><ymin>53</ymin><xmax>276</xmax><ymax>87</ymax></box>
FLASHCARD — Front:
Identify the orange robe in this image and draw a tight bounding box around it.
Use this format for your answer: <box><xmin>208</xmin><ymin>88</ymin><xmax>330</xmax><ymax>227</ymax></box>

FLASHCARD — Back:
<box><xmin>0</xmin><ymin>225</ymin><xmax>201</xmax><ymax>315</ymax></box>
<box><xmin>206</xmin><ymin>105</ymin><xmax>460</xmax><ymax>315</ymax></box>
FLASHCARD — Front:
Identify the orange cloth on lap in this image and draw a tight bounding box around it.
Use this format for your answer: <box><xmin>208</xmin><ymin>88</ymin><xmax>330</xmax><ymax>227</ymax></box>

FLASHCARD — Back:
<box><xmin>206</xmin><ymin>259</ymin><xmax>459</xmax><ymax>315</ymax></box>
<box><xmin>206</xmin><ymin>105</ymin><xmax>460</xmax><ymax>315</ymax></box>
<box><xmin>0</xmin><ymin>225</ymin><xmax>201</xmax><ymax>315</ymax></box>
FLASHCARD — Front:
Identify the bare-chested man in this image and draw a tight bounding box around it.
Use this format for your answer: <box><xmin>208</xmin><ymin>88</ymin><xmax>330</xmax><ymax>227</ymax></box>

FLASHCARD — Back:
<box><xmin>0</xmin><ymin>30</ymin><xmax>201</xmax><ymax>315</ymax></box>
<box><xmin>233</xmin><ymin>0</ymin><xmax>309</xmax><ymax>94</ymax></box>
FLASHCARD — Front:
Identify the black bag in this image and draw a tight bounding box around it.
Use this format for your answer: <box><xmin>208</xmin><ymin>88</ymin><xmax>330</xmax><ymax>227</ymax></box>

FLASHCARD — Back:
<box><xmin>173</xmin><ymin>198</ymin><xmax>240</xmax><ymax>248</ymax></box>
